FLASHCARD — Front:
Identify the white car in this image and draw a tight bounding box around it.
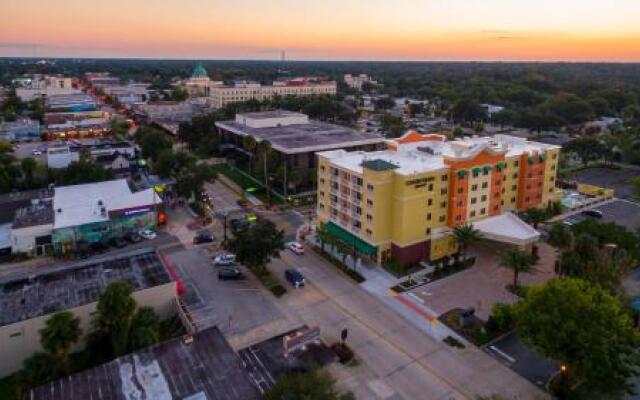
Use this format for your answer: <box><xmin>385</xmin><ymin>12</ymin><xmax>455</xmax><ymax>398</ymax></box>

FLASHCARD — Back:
<box><xmin>213</xmin><ymin>253</ymin><xmax>236</xmax><ymax>266</ymax></box>
<box><xmin>31</xmin><ymin>149</ymin><xmax>42</xmax><ymax>156</ymax></box>
<box><xmin>286</xmin><ymin>242</ymin><xmax>304</xmax><ymax>255</ymax></box>
<box><xmin>139</xmin><ymin>229</ymin><xmax>157</xmax><ymax>240</ymax></box>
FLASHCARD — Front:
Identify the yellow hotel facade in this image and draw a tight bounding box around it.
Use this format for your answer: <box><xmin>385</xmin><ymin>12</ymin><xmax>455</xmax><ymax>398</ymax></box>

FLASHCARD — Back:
<box><xmin>316</xmin><ymin>131</ymin><xmax>561</xmax><ymax>266</ymax></box>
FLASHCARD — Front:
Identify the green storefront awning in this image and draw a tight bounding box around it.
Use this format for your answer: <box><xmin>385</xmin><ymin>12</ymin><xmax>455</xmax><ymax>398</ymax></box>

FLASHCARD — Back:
<box><xmin>325</xmin><ymin>222</ymin><xmax>377</xmax><ymax>256</ymax></box>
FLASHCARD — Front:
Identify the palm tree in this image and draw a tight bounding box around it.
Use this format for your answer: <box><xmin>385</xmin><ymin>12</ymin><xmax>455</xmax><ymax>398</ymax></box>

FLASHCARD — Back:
<box><xmin>39</xmin><ymin>311</ymin><xmax>82</xmax><ymax>373</ymax></box>
<box><xmin>548</xmin><ymin>222</ymin><xmax>574</xmax><ymax>251</ymax></box>
<box><xmin>242</xmin><ymin>135</ymin><xmax>257</xmax><ymax>174</ymax></box>
<box><xmin>257</xmin><ymin>140</ymin><xmax>272</xmax><ymax>205</ymax></box>
<box><xmin>499</xmin><ymin>248</ymin><xmax>536</xmax><ymax>289</ymax></box>
<box><xmin>524</xmin><ymin>207</ymin><xmax>547</xmax><ymax>229</ymax></box>
<box><xmin>452</xmin><ymin>224</ymin><xmax>483</xmax><ymax>259</ymax></box>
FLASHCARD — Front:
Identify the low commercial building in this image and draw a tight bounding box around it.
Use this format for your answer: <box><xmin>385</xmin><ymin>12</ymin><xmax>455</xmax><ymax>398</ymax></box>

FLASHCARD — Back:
<box><xmin>0</xmin><ymin>248</ymin><xmax>176</xmax><ymax>377</ymax></box>
<box><xmin>7</xmin><ymin>179</ymin><xmax>160</xmax><ymax>256</ymax></box>
<box><xmin>31</xmin><ymin>326</ymin><xmax>259</xmax><ymax>400</ymax></box>
<box><xmin>45</xmin><ymin>93</ymin><xmax>97</xmax><ymax>112</ymax></box>
<box><xmin>102</xmin><ymin>83</ymin><xmax>150</xmax><ymax>105</ymax></box>
<box><xmin>47</xmin><ymin>140</ymin><xmax>138</xmax><ymax>171</ymax></box>
<box><xmin>0</xmin><ymin>118</ymin><xmax>41</xmax><ymax>142</ymax></box>
<box><xmin>216</xmin><ymin>110</ymin><xmax>386</xmax><ymax>195</ymax></box>
<box><xmin>317</xmin><ymin>131</ymin><xmax>560</xmax><ymax>266</ymax></box>
<box><xmin>43</xmin><ymin>110</ymin><xmax>111</xmax><ymax>140</ymax></box>
<box><xmin>208</xmin><ymin>77</ymin><xmax>337</xmax><ymax>109</ymax></box>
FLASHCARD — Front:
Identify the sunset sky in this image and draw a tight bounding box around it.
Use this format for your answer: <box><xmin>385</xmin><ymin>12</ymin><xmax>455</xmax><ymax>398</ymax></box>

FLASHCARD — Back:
<box><xmin>2</xmin><ymin>0</ymin><xmax>640</xmax><ymax>61</ymax></box>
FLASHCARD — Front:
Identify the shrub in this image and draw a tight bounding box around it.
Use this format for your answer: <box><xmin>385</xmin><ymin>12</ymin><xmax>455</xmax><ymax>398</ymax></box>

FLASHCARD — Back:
<box><xmin>312</xmin><ymin>246</ymin><xmax>365</xmax><ymax>283</ymax></box>
<box><xmin>488</xmin><ymin>302</ymin><xmax>514</xmax><ymax>333</ymax></box>
<box><xmin>443</xmin><ymin>336</ymin><xmax>465</xmax><ymax>349</ymax></box>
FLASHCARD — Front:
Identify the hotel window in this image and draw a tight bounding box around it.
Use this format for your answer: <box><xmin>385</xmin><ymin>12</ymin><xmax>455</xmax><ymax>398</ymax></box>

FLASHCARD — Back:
<box><xmin>511</xmin><ymin>184</ymin><xmax>517</xmax><ymax>191</ymax></box>
<box><xmin>439</xmin><ymin>215</ymin><xmax>446</xmax><ymax>222</ymax></box>
<box><xmin>494</xmin><ymin>192</ymin><xmax>500</xmax><ymax>198</ymax></box>
<box><xmin>470</xmin><ymin>210</ymin><xmax>476</xmax><ymax>217</ymax></box>
<box><xmin>481</xmin><ymin>195</ymin><xmax>487</xmax><ymax>201</ymax></box>
<box><xmin>366</xmin><ymin>229</ymin><xmax>372</xmax><ymax>238</ymax></box>
<box><xmin>457</xmin><ymin>187</ymin><xmax>464</xmax><ymax>194</ymax></box>
<box><xmin>494</xmin><ymin>205</ymin><xmax>499</xmax><ymax>211</ymax></box>
<box><xmin>480</xmin><ymin>208</ymin><xmax>486</xmax><ymax>215</ymax></box>
<box><xmin>549</xmin><ymin>188</ymin><xmax>553</xmax><ymax>193</ymax></box>
<box><xmin>456</xmin><ymin>215</ymin><xmax>462</xmax><ymax>222</ymax></box>
<box><xmin>512</xmin><ymin>173</ymin><xmax>518</xmax><ymax>179</ymax></box>
<box><xmin>319</xmin><ymin>191</ymin><xmax>324</xmax><ymax>197</ymax></box>
<box><xmin>428</xmin><ymin>184</ymin><xmax>434</xmax><ymax>191</ymax></box>
<box><xmin>471</xmin><ymin>184</ymin><xmax>478</xmax><ymax>191</ymax></box>
<box><xmin>511</xmin><ymin>197</ymin><xmax>516</xmax><ymax>203</ymax></box>
<box><xmin>427</xmin><ymin>198</ymin><xmax>433</xmax><ymax>206</ymax></box>
<box><xmin>457</xmin><ymin>201</ymin><xmax>463</xmax><ymax>207</ymax></box>
<box><xmin>367</xmin><ymin>184</ymin><xmax>374</xmax><ymax>192</ymax></box>
<box><xmin>366</xmin><ymin>214</ymin><xmax>372</xmax><ymax>222</ymax></box>
<box><xmin>501</xmin><ymin>188</ymin><xmax>506</xmax><ymax>194</ymax></box>
<box><xmin>525</xmin><ymin>196</ymin><xmax>530</xmax><ymax>202</ymax></box>
<box><xmin>551</xmin><ymin>164</ymin><xmax>556</xmax><ymax>171</ymax></box>
<box><xmin>471</xmin><ymin>197</ymin><xmax>477</xmax><ymax>204</ymax></box>
<box><xmin>483</xmin><ymin>169</ymin><xmax>489</xmax><ymax>176</ymax></box>
<box><xmin>441</xmin><ymin>174</ymin><xmax>448</xmax><ymax>182</ymax></box>
<box><xmin>440</xmin><ymin>201</ymin><xmax>447</xmax><ymax>208</ymax></box>
<box><xmin>552</xmin><ymin>153</ymin><xmax>557</xmax><ymax>159</ymax></box>
<box><xmin>319</xmin><ymin>204</ymin><xmax>325</xmax><ymax>210</ymax></box>
<box><xmin>514</xmin><ymin>161</ymin><xmax>519</xmax><ymax>167</ymax></box>
<box><xmin>441</xmin><ymin>188</ymin><xmax>447</xmax><ymax>195</ymax></box>
<box><xmin>320</xmin><ymin>178</ymin><xmax>325</xmax><ymax>184</ymax></box>
<box><xmin>427</xmin><ymin>213</ymin><xmax>432</xmax><ymax>221</ymax></box>
<box><xmin>528</xmin><ymin>173</ymin><xmax>533</xmax><ymax>178</ymax></box>
<box><xmin>482</xmin><ymin>182</ymin><xmax>488</xmax><ymax>189</ymax></box>
<box><xmin>320</xmin><ymin>166</ymin><xmax>325</xmax><ymax>172</ymax></box>
<box><xmin>426</xmin><ymin>228</ymin><xmax>431</xmax><ymax>235</ymax></box>
<box><xmin>366</xmin><ymin>199</ymin><xmax>373</xmax><ymax>207</ymax></box>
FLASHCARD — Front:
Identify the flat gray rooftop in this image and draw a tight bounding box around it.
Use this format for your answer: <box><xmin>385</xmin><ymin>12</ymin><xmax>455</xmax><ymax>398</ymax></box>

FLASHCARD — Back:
<box><xmin>0</xmin><ymin>248</ymin><xmax>172</xmax><ymax>327</ymax></box>
<box><xmin>237</xmin><ymin>110</ymin><xmax>302</xmax><ymax>119</ymax></box>
<box><xmin>12</xmin><ymin>199</ymin><xmax>54</xmax><ymax>229</ymax></box>
<box><xmin>216</xmin><ymin>119</ymin><xmax>385</xmax><ymax>154</ymax></box>
<box><xmin>31</xmin><ymin>326</ymin><xmax>260</xmax><ymax>400</ymax></box>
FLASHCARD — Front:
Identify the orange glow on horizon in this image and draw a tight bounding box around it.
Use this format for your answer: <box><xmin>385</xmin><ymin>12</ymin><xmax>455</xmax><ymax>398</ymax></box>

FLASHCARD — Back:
<box><xmin>1</xmin><ymin>0</ymin><xmax>640</xmax><ymax>61</ymax></box>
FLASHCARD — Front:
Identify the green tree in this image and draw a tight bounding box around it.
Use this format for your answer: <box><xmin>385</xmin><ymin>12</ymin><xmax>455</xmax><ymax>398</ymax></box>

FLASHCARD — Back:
<box><xmin>228</xmin><ymin>220</ymin><xmax>284</xmax><ymax>274</ymax></box>
<box><xmin>452</xmin><ymin>224</ymin><xmax>482</xmax><ymax>258</ymax></box>
<box><xmin>380</xmin><ymin>113</ymin><xmax>404</xmax><ymax>138</ymax></box>
<box><xmin>93</xmin><ymin>281</ymin><xmax>137</xmax><ymax>356</ymax></box>
<box><xmin>522</xmin><ymin>207</ymin><xmax>547</xmax><ymax>229</ymax></box>
<box><xmin>547</xmin><ymin>222</ymin><xmax>574</xmax><ymax>250</ymax></box>
<box><xmin>264</xmin><ymin>369</ymin><xmax>354</xmax><ymax>400</ymax></box>
<box><xmin>499</xmin><ymin>248</ymin><xmax>536</xmax><ymax>289</ymax></box>
<box><xmin>20</xmin><ymin>157</ymin><xmax>37</xmax><ymax>188</ymax></box>
<box><xmin>39</xmin><ymin>311</ymin><xmax>82</xmax><ymax>374</ymax></box>
<box><xmin>170</xmin><ymin>87</ymin><xmax>189</xmax><ymax>101</ymax></box>
<box><xmin>21</xmin><ymin>352</ymin><xmax>57</xmax><ymax>387</ymax></box>
<box><xmin>513</xmin><ymin>278</ymin><xmax>640</xmax><ymax>396</ymax></box>
<box><xmin>129</xmin><ymin>306</ymin><xmax>161</xmax><ymax>351</ymax></box>
<box><xmin>135</xmin><ymin>127</ymin><xmax>172</xmax><ymax>162</ymax></box>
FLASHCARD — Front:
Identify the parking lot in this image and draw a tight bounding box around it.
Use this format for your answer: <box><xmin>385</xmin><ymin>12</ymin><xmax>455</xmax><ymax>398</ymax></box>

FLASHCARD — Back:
<box><xmin>562</xmin><ymin>199</ymin><xmax>640</xmax><ymax>232</ymax></box>
<box><xmin>485</xmin><ymin>333</ymin><xmax>558</xmax><ymax>389</ymax></box>
<box><xmin>165</xmin><ymin>246</ymin><xmax>287</xmax><ymax>336</ymax></box>
<box><xmin>570</xmin><ymin>167</ymin><xmax>640</xmax><ymax>200</ymax></box>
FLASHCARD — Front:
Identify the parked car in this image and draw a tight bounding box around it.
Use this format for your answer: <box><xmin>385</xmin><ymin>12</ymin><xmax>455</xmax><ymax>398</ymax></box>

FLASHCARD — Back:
<box><xmin>124</xmin><ymin>231</ymin><xmax>142</xmax><ymax>243</ymax></box>
<box><xmin>139</xmin><ymin>229</ymin><xmax>157</xmax><ymax>240</ymax></box>
<box><xmin>31</xmin><ymin>149</ymin><xmax>42</xmax><ymax>156</ymax></box>
<box><xmin>286</xmin><ymin>241</ymin><xmax>304</xmax><ymax>255</ymax></box>
<box><xmin>218</xmin><ymin>267</ymin><xmax>245</xmax><ymax>280</ymax></box>
<box><xmin>109</xmin><ymin>236</ymin><xmax>128</xmax><ymax>248</ymax></box>
<box><xmin>213</xmin><ymin>253</ymin><xmax>236</xmax><ymax>266</ymax></box>
<box><xmin>285</xmin><ymin>268</ymin><xmax>305</xmax><ymax>288</ymax></box>
<box><xmin>581</xmin><ymin>209</ymin><xmax>603</xmax><ymax>219</ymax></box>
<box><xmin>230</xmin><ymin>218</ymin><xmax>249</xmax><ymax>232</ymax></box>
<box><xmin>193</xmin><ymin>230</ymin><xmax>215</xmax><ymax>244</ymax></box>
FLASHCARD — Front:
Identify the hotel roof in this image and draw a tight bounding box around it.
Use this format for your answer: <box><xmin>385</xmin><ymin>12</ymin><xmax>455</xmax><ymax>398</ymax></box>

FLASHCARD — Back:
<box><xmin>31</xmin><ymin>326</ymin><xmax>259</xmax><ymax>400</ymax></box>
<box><xmin>53</xmin><ymin>179</ymin><xmax>159</xmax><ymax>229</ymax></box>
<box><xmin>319</xmin><ymin>133</ymin><xmax>559</xmax><ymax>176</ymax></box>
<box><xmin>0</xmin><ymin>248</ymin><xmax>172</xmax><ymax>327</ymax></box>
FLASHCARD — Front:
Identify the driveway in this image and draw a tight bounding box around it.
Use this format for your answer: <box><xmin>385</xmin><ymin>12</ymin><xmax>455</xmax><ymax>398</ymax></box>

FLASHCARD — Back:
<box><xmin>407</xmin><ymin>242</ymin><xmax>557</xmax><ymax>320</ymax></box>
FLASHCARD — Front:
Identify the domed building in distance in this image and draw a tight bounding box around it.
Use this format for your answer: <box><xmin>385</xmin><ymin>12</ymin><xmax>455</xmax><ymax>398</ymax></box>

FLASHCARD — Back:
<box><xmin>183</xmin><ymin>63</ymin><xmax>223</xmax><ymax>97</ymax></box>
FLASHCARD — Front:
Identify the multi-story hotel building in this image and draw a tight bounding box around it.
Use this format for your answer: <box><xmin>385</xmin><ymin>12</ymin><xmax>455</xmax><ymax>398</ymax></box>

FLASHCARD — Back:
<box><xmin>316</xmin><ymin>131</ymin><xmax>561</xmax><ymax>266</ymax></box>
<box><xmin>208</xmin><ymin>78</ymin><xmax>337</xmax><ymax>109</ymax></box>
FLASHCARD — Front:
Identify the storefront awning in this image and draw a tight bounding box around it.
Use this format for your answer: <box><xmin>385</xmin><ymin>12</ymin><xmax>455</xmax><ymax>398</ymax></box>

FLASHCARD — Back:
<box><xmin>325</xmin><ymin>221</ymin><xmax>377</xmax><ymax>256</ymax></box>
<box><xmin>472</xmin><ymin>212</ymin><xmax>540</xmax><ymax>246</ymax></box>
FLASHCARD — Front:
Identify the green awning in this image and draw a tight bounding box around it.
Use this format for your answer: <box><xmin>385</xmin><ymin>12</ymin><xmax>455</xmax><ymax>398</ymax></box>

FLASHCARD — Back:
<box><xmin>457</xmin><ymin>169</ymin><xmax>468</xmax><ymax>178</ymax></box>
<box><xmin>483</xmin><ymin>165</ymin><xmax>492</xmax><ymax>173</ymax></box>
<box><xmin>325</xmin><ymin>222</ymin><xmax>377</xmax><ymax>256</ymax></box>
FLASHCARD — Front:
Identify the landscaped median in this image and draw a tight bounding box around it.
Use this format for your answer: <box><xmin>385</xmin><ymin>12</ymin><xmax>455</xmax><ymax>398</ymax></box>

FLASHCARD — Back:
<box><xmin>249</xmin><ymin>267</ymin><xmax>287</xmax><ymax>297</ymax></box>
<box><xmin>310</xmin><ymin>245</ymin><xmax>366</xmax><ymax>283</ymax></box>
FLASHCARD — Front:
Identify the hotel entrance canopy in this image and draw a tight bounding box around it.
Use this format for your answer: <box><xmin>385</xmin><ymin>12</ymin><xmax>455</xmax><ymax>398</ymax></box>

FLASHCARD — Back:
<box><xmin>471</xmin><ymin>212</ymin><xmax>540</xmax><ymax>246</ymax></box>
